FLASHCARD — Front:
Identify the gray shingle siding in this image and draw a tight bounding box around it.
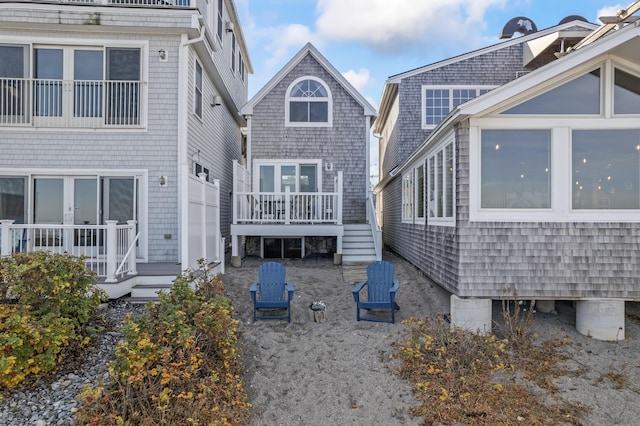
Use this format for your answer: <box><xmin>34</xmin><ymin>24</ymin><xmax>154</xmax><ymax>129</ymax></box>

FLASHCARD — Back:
<box><xmin>396</xmin><ymin>45</ymin><xmax>528</xmax><ymax>167</ymax></box>
<box><xmin>249</xmin><ymin>54</ymin><xmax>369</xmax><ymax>224</ymax></box>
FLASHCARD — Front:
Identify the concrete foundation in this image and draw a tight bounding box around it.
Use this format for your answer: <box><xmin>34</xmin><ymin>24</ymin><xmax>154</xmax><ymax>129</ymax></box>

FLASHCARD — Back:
<box><xmin>231</xmin><ymin>256</ymin><xmax>242</xmax><ymax>268</ymax></box>
<box><xmin>450</xmin><ymin>295</ymin><xmax>492</xmax><ymax>334</ymax></box>
<box><xmin>576</xmin><ymin>299</ymin><xmax>625</xmax><ymax>341</ymax></box>
<box><xmin>333</xmin><ymin>253</ymin><xmax>342</xmax><ymax>265</ymax></box>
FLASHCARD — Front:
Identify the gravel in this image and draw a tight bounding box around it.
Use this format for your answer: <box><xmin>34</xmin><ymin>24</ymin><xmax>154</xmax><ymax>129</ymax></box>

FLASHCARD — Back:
<box><xmin>0</xmin><ymin>300</ymin><xmax>144</xmax><ymax>426</ymax></box>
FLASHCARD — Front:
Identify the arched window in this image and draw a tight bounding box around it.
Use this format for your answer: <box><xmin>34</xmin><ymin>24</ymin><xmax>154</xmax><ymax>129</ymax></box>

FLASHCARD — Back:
<box><xmin>285</xmin><ymin>76</ymin><xmax>332</xmax><ymax>126</ymax></box>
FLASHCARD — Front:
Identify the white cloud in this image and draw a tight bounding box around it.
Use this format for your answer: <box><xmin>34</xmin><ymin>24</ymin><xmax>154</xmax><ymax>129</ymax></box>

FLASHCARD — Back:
<box><xmin>342</xmin><ymin>68</ymin><xmax>371</xmax><ymax>93</ymax></box>
<box><xmin>315</xmin><ymin>0</ymin><xmax>507</xmax><ymax>54</ymax></box>
<box><xmin>263</xmin><ymin>24</ymin><xmax>324</xmax><ymax>71</ymax></box>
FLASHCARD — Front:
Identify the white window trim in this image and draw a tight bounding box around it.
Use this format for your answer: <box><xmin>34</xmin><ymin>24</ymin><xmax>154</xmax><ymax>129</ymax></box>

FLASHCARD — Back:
<box><xmin>426</xmin><ymin>136</ymin><xmax>456</xmax><ymax>226</ymax></box>
<box><xmin>414</xmin><ymin>162</ymin><xmax>426</xmax><ymax>224</ymax></box>
<box><xmin>215</xmin><ymin>0</ymin><xmax>224</xmax><ymax>48</ymax></box>
<box><xmin>401</xmin><ymin>172</ymin><xmax>413</xmax><ymax>223</ymax></box>
<box><xmin>285</xmin><ymin>76</ymin><xmax>333</xmax><ymax>128</ymax></box>
<box><xmin>470</xmin><ymin>117</ymin><xmax>640</xmax><ymax>223</ymax></box>
<box><xmin>252</xmin><ymin>159</ymin><xmax>323</xmax><ymax>193</ymax></box>
<box><xmin>422</xmin><ymin>85</ymin><xmax>496</xmax><ymax>129</ymax></box>
<box><xmin>0</xmin><ymin>37</ymin><xmax>149</xmax><ymax>131</ymax></box>
<box><xmin>194</xmin><ymin>59</ymin><xmax>203</xmax><ymax>120</ymax></box>
<box><xmin>230</xmin><ymin>32</ymin><xmax>236</xmax><ymax>75</ymax></box>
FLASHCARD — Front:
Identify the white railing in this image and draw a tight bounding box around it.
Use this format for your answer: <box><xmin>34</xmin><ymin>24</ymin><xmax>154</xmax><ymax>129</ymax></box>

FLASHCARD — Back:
<box><xmin>1</xmin><ymin>78</ymin><xmax>143</xmax><ymax>128</ymax></box>
<box><xmin>0</xmin><ymin>219</ymin><xmax>137</xmax><ymax>282</ymax></box>
<box><xmin>234</xmin><ymin>189</ymin><xmax>341</xmax><ymax>225</ymax></box>
<box><xmin>367</xmin><ymin>191</ymin><xmax>382</xmax><ymax>261</ymax></box>
<box><xmin>32</xmin><ymin>1</ymin><xmax>194</xmax><ymax>6</ymax></box>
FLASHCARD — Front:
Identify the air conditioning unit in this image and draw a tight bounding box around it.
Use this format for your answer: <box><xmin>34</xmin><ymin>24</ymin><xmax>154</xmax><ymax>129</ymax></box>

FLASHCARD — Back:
<box><xmin>225</xmin><ymin>21</ymin><xmax>234</xmax><ymax>32</ymax></box>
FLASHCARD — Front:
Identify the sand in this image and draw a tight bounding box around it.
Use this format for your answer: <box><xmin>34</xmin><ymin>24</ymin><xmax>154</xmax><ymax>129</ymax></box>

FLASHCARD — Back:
<box><xmin>223</xmin><ymin>251</ymin><xmax>640</xmax><ymax>425</ymax></box>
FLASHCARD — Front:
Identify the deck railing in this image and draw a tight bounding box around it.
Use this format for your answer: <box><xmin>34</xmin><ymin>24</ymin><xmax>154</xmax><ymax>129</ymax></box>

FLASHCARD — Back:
<box><xmin>1</xmin><ymin>78</ymin><xmax>144</xmax><ymax>128</ymax></box>
<box><xmin>234</xmin><ymin>189</ymin><xmax>341</xmax><ymax>225</ymax></box>
<box><xmin>8</xmin><ymin>1</ymin><xmax>195</xmax><ymax>6</ymax></box>
<box><xmin>0</xmin><ymin>219</ymin><xmax>137</xmax><ymax>282</ymax></box>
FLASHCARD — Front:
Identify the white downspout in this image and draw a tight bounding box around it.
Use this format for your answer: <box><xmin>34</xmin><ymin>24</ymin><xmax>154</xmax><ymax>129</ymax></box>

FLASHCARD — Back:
<box><xmin>177</xmin><ymin>22</ymin><xmax>205</xmax><ymax>269</ymax></box>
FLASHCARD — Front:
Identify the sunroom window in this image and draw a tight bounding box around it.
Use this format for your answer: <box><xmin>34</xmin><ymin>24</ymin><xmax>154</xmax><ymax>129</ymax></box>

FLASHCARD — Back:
<box><xmin>613</xmin><ymin>68</ymin><xmax>640</xmax><ymax>114</ymax></box>
<box><xmin>572</xmin><ymin>129</ymin><xmax>640</xmax><ymax>209</ymax></box>
<box><xmin>480</xmin><ymin>130</ymin><xmax>551</xmax><ymax>209</ymax></box>
<box><xmin>286</xmin><ymin>77</ymin><xmax>332</xmax><ymax>126</ymax></box>
<box><xmin>502</xmin><ymin>69</ymin><xmax>601</xmax><ymax>115</ymax></box>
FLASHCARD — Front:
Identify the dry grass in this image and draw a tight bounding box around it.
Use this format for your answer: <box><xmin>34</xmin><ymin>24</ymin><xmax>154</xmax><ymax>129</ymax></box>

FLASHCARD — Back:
<box><xmin>393</xmin><ymin>300</ymin><xmax>589</xmax><ymax>425</ymax></box>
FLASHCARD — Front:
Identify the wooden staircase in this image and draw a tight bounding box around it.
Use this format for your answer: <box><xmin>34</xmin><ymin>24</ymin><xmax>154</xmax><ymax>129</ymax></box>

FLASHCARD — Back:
<box><xmin>342</xmin><ymin>224</ymin><xmax>378</xmax><ymax>264</ymax></box>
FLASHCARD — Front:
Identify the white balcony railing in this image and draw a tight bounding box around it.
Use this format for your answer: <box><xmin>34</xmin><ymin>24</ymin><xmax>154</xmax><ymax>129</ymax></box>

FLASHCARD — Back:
<box><xmin>234</xmin><ymin>190</ymin><xmax>341</xmax><ymax>225</ymax></box>
<box><xmin>30</xmin><ymin>1</ymin><xmax>193</xmax><ymax>6</ymax></box>
<box><xmin>0</xmin><ymin>219</ymin><xmax>137</xmax><ymax>282</ymax></box>
<box><xmin>1</xmin><ymin>78</ymin><xmax>144</xmax><ymax>128</ymax></box>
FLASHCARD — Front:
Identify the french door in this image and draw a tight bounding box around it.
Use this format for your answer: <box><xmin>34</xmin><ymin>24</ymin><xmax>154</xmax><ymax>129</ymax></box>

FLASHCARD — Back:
<box><xmin>32</xmin><ymin>176</ymin><xmax>137</xmax><ymax>255</ymax></box>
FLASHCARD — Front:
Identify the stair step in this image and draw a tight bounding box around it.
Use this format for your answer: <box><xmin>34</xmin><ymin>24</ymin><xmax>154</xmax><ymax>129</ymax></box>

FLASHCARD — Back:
<box><xmin>127</xmin><ymin>296</ymin><xmax>161</xmax><ymax>305</ymax></box>
<box><xmin>131</xmin><ymin>283</ymin><xmax>173</xmax><ymax>299</ymax></box>
<box><xmin>343</xmin><ymin>255</ymin><xmax>377</xmax><ymax>264</ymax></box>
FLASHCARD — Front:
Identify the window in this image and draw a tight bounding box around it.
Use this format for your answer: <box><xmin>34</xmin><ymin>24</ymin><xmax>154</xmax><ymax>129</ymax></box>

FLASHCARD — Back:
<box><xmin>503</xmin><ymin>69</ymin><xmax>601</xmax><ymax>115</ymax></box>
<box><xmin>194</xmin><ymin>60</ymin><xmax>202</xmax><ymax>118</ymax></box>
<box><xmin>614</xmin><ymin>68</ymin><xmax>640</xmax><ymax>114</ymax></box>
<box><xmin>0</xmin><ymin>44</ymin><xmax>142</xmax><ymax>127</ymax></box>
<box><xmin>285</xmin><ymin>77</ymin><xmax>332</xmax><ymax>126</ymax></box>
<box><xmin>256</xmin><ymin>161</ymin><xmax>320</xmax><ymax>193</ymax></box>
<box><xmin>416</xmin><ymin>163</ymin><xmax>425</xmax><ymax>220</ymax></box>
<box><xmin>402</xmin><ymin>173</ymin><xmax>413</xmax><ymax>222</ymax></box>
<box><xmin>216</xmin><ymin>0</ymin><xmax>223</xmax><ymax>43</ymax></box>
<box><xmin>480</xmin><ymin>130</ymin><xmax>551</xmax><ymax>209</ymax></box>
<box><xmin>572</xmin><ymin>130</ymin><xmax>640</xmax><ymax>209</ymax></box>
<box><xmin>194</xmin><ymin>163</ymin><xmax>209</xmax><ymax>181</ymax></box>
<box><xmin>239</xmin><ymin>53</ymin><xmax>245</xmax><ymax>83</ymax></box>
<box><xmin>231</xmin><ymin>33</ymin><xmax>236</xmax><ymax>74</ymax></box>
<box><xmin>423</xmin><ymin>86</ymin><xmax>493</xmax><ymax>128</ymax></box>
<box><xmin>427</xmin><ymin>141</ymin><xmax>455</xmax><ymax>221</ymax></box>
<box><xmin>0</xmin><ymin>176</ymin><xmax>26</xmax><ymax>223</ymax></box>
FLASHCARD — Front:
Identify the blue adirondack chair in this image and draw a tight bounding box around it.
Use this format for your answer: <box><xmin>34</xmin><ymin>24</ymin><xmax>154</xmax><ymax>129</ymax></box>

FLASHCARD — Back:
<box><xmin>352</xmin><ymin>260</ymin><xmax>400</xmax><ymax>323</ymax></box>
<box><xmin>250</xmin><ymin>262</ymin><xmax>295</xmax><ymax>322</ymax></box>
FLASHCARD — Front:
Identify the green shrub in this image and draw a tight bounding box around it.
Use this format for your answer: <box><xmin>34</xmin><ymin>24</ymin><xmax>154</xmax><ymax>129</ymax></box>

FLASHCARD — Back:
<box><xmin>76</xmin><ymin>269</ymin><xmax>250</xmax><ymax>425</ymax></box>
<box><xmin>0</xmin><ymin>251</ymin><xmax>105</xmax><ymax>389</ymax></box>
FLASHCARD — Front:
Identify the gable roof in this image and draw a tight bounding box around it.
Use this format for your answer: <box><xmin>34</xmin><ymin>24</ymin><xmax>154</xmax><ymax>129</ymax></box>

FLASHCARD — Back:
<box><xmin>374</xmin><ymin>20</ymin><xmax>598</xmax><ymax>133</ymax></box>
<box><xmin>241</xmin><ymin>43</ymin><xmax>377</xmax><ymax>117</ymax></box>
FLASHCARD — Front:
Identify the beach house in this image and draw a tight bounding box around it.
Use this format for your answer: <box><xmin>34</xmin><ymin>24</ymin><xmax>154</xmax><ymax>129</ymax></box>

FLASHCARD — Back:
<box><xmin>375</xmin><ymin>9</ymin><xmax>640</xmax><ymax>340</ymax></box>
<box><xmin>231</xmin><ymin>43</ymin><xmax>380</xmax><ymax>265</ymax></box>
<box><xmin>0</xmin><ymin>0</ymin><xmax>251</xmax><ymax>298</ymax></box>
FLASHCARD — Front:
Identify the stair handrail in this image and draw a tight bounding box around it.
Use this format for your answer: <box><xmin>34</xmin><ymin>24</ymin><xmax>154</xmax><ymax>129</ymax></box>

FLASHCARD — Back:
<box><xmin>115</xmin><ymin>232</ymin><xmax>141</xmax><ymax>277</ymax></box>
<box><xmin>367</xmin><ymin>192</ymin><xmax>382</xmax><ymax>260</ymax></box>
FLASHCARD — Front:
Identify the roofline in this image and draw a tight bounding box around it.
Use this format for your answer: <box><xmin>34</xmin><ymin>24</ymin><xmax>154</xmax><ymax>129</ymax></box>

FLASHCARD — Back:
<box><xmin>374</xmin><ymin>20</ymin><xmax>598</xmax><ymax>135</ymax></box>
<box><xmin>460</xmin><ymin>20</ymin><xmax>640</xmax><ymax>116</ymax></box>
<box><xmin>241</xmin><ymin>42</ymin><xmax>377</xmax><ymax>117</ymax></box>
<box><xmin>386</xmin><ymin>20</ymin><xmax>598</xmax><ymax>83</ymax></box>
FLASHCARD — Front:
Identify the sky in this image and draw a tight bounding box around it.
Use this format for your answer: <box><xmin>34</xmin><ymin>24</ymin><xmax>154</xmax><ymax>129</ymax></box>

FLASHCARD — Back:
<box><xmin>234</xmin><ymin>0</ymin><xmax>627</xmax><ymax>179</ymax></box>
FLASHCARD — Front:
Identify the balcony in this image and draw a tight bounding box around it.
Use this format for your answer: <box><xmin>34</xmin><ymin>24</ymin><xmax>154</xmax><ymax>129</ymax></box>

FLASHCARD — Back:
<box><xmin>0</xmin><ymin>220</ymin><xmax>138</xmax><ymax>283</ymax></box>
<box><xmin>1</xmin><ymin>77</ymin><xmax>144</xmax><ymax>129</ymax></box>
<box><xmin>233</xmin><ymin>190</ymin><xmax>342</xmax><ymax>225</ymax></box>
<box><xmin>4</xmin><ymin>1</ymin><xmax>194</xmax><ymax>6</ymax></box>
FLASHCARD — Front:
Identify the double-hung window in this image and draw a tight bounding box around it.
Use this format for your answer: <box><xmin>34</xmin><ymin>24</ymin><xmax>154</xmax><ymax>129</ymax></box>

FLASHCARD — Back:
<box><xmin>216</xmin><ymin>0</ymin><xmax>224</xmax><ymax>44</ymax></box>
<box><xmin>194</xmin><ymin>60</ymin><xmax>203</xmax><ymax>118</ymax></box>
<box><xmin>423</xmin><ymin>86</ymin><xmax>494</xmax><ymax>128</ymax></box>
<box><xmin>402</xmin><ymin>173</ymin><xmax>414</xmax><ymax>222</ymax></box>
<box><xmin>427</xmin><ymin>142</ymin><xmax>455</xmax><ymax>222</ymax></box>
